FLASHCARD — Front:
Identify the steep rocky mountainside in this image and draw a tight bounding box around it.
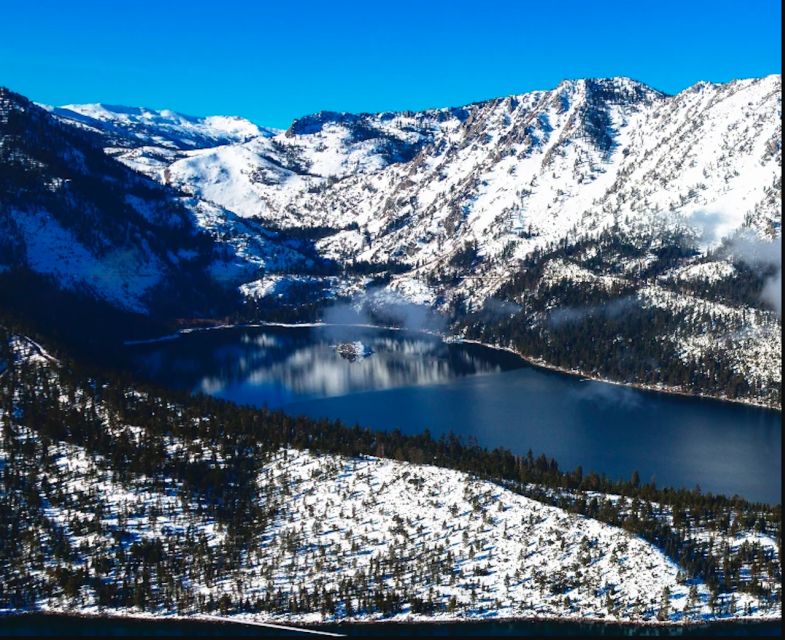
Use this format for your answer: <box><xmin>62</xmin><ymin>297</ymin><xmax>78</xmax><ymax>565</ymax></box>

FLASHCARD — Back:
<box><xmin>77</xmin><ymin>77</ymin><xmax>779</xmax><ymax>300</ymax></box>
<box><xmin>2</xmin><ymin>76</ymin><xmax>780</xmax><ymax>406</ymax></box>
<box><xmin>0</xmin><ymin>89</ymin><xmax>318</xmax><ymax>320</ymax></box>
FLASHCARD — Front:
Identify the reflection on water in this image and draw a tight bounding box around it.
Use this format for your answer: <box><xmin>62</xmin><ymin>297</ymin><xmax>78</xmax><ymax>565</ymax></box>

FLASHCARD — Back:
<box><xmin>128</xmin><ymin>326</ymin><xmax>782</xmax><ymax>504</ymax></box>
<box><xmin>131</xmin><ymin>326</ymin><xmax>522</xmax><ymax>407</ymax></box>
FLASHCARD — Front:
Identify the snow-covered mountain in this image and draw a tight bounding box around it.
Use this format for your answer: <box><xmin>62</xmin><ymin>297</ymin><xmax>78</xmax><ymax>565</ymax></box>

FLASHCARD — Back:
<box><xmin>49</xmin><ymin>102</ymin><xmax>270</xmax><ymax>149</ymax></box>
<box><xmin>2</xmin><ymin>76</ymin><xmax>780</xmax><ymax>406</ymax></box>
<box><xmin>2</xmin><ymin>78</ymin><xmax>781</xmax><ymax>629</ymax></box>
<box><xmin>0</xmin><ymin>89</ymin><xmax>315</xmax><ymax>317</ymax></box>
<box><xmin>54</xmin><ymin>76</ymin><xmax>779</xmax><ymax>314</ymax></box>
<box><xmin>71</xmin><ymin>76</ymin><xmax>778</xmax><ymax>282</ymax></box>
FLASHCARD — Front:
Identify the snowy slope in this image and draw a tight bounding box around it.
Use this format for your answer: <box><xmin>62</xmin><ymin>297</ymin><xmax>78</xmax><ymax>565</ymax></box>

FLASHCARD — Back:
<box><xmin>13</xmin><ymin>442</ymin><xmax>754</xmax><ymax>623</ymax></box>
<box><xmin>59</xmin><ymin>76</ymin><xmax>780</xmax><ymax>304</ymax></box>
<box><xmin>1</xmin><ymin>88</ymin><xmax>316</xmax><ymax>314</ymax></box>
<box><xmin>1</xmin><ymin>331</ymin><xmax>779</xmax><ymax>624</ymax></box>
<box><xmin>1</xmin><ymin>89</ymin><xmax>213</xmax><ymax>313</ymax></box>
<box><xmin>146</xmin><ymin>77</ymin><xmax>779</xmax><ymax>270</ymax></box>
<box><xmin>155</xmin><ymin>108</ymin><xmax>467</xmax><ymax>222</ymax></box>
<box><xmin>1</xmin><ymin>332</ymin><xmax>779</xmax><ymax>624</ymax></box>
<box><xmin>84</xmin><ymin>76</ymin><xmax>780</xmax><ymax>323</ymax></box>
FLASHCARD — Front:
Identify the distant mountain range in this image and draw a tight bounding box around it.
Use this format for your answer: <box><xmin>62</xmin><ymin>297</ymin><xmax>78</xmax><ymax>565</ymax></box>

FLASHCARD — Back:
<box><xmin>0</xmin><ymin>75</ymin><xmax>781</xmax><ymax>406</ymax></box>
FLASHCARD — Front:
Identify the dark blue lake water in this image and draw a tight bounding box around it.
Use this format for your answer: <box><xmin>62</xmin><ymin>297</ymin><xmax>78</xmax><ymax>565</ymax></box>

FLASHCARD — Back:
<box><xmin>127</xmin><ymin>325</ymin><xmax>781</xmax><ymax>504</ymax></box>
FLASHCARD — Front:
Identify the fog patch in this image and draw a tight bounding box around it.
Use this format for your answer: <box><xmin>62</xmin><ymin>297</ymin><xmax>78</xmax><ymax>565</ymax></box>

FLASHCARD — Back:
<box><xmin>322</xmin><ymin>286</ymin><xmax>447</xmax><ymax>337</ymax></box>
<box><xmin>683</xmin><ymin>208</ymin><xmax>751</xmax><ymax>250</ymax></box>
<box><xmin>570</xmin><ymin>379</ymin><xmax>644</xmax><ymax>409</ymax></box>
<box><xmin>761</xmin><ymin>271</ymin><xmax>782</xmax><ymax>317</ymax></box>
<box><xmin>476</xmin><ymin>297</ymin><xmax>522</xmax><ymax>320</ymax></box>
<box><xmin>687</xmin><ymin>210</ymin><xmax>738</xmax><ymax>247</ymax></box>
<box><xmin>488</xmin><ymin>297</ymin><xmax>523</xmax><ymax>316</ymax></box>
<box><xmin>683</xmin><ymin>209</ymin><xmax>781</xmax><ymax>316</ymax></box>
<box><xmin>726</xmin><ymin>229</ymin><xmax>782</xmax><ymax>317</ymax></box>
<box><xmin>547</xmin><ymin>296</ymin><xmax>638</xmax><ymax>328</ymax></box>
<box><xmin>366</xmin><ymin>288</ymin><xmax>446</xmax><ymax>333</ymax></box>
<box><xmin>323</xmin><ymin>298</ymin><xmax>368</xmax><ymax>326</ymax></box>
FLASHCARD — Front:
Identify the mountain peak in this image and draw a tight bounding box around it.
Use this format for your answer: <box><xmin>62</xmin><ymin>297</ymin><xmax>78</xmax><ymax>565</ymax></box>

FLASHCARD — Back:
<box><xmin>552</xmin><ymin>76</ymin><xmax>668</xmax><ymax>104</ymax></box>
<box><xmin>286</xmin><ymin>110</ymin><xmax>361</xmax><ymax>136</ymax></box>
<box><xmin>51</xmin><ymin>102</ymin><xmax>270</xmax><ymax>150</ymax></box>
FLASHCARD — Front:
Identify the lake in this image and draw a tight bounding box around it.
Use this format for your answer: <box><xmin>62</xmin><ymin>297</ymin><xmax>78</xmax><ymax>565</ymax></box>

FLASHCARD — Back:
<box><xmin>1</xmin><ymin>614</ymin><xmax>781</xmax><ymax>637</ymax></box>
<box><xmin>127</xmin><ymin>325</ymin><xmax>782</xmax><ymax>504</ymax></box>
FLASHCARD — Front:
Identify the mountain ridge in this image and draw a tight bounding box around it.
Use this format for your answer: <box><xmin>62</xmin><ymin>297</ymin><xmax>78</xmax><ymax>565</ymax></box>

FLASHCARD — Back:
<box><xmin>50</xmin><ymin>74</ymin><xmax>782</xmax><ymax>143</ymax></box>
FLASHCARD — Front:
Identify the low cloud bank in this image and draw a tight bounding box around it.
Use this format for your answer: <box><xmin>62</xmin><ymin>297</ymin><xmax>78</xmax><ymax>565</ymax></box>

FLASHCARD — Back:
<box><xmin>685</xmin><ymin>212</ymin><xmax>781</xmax><ymax>317</ymax></box>
<box><xmin>323</xmin><ymin>286</ymin><xmax>447</xmax><ymax>336</ymax></box>
<box><xmin>726</xmin><ymin>230</ymin><xmax>782</xmax><ymax>317</ymax></box>
<box><xmin>547</xmin><ymin>295</ymin><xmax>638</xmax><ymax>328</ymax></box>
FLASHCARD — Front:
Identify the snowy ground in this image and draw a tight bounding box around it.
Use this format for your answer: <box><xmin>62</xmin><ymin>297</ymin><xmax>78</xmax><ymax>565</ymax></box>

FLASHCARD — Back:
<box><xmin>4</xmin><ymin>438</ymin><xmax>779</xmax><ymax>624</ymax></box>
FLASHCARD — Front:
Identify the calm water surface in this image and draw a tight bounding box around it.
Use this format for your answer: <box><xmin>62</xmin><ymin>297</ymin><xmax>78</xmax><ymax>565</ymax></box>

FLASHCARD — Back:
<box><xmin>127</xmin><ymin>326</ymin><xmax>781</xmax><ymax>504</ymax></box>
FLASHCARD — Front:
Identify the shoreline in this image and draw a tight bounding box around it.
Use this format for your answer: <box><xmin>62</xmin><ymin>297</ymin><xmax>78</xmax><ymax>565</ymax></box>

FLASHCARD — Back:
<box><xmin>458</xmin><ymin>338</ymin><xmax>782</xmax><ymax>412</ymax></box>
<box><xmin>2</xmin><ymin>608</ymin><xmax>782</xmax><ymax>631</ymax></box>
<box><xmin>125</xmin><ymin>320</ymin><xmax>781</xmax><ymax>412</ymax></box>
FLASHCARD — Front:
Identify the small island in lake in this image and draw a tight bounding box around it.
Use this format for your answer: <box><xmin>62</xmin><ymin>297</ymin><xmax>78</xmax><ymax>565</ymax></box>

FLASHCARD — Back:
<box><xmin>335</xmin><ymin>341</ymin><xmax>374</xmax><ymax>362</ymax></box>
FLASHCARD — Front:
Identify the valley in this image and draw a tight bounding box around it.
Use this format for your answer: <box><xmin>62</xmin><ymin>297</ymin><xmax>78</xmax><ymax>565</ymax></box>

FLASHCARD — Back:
<box><xmin>0</xmin><ymin>71</ymin><xmax>781</xmax><ymax>633</ymax></box>
<box><xmin>1</xmin><ymin>75</ymin><xmax>780</xmax><ymax>408</ymax></box>
<box><xmin>125</xmin><ymin>325</ymin><xmax>781</xmax><ymax>503</ymax></box>
<box><xmin>0</xmin><ymin>331</ymin><xmax>780</xmax><ymax>627</ymax></box>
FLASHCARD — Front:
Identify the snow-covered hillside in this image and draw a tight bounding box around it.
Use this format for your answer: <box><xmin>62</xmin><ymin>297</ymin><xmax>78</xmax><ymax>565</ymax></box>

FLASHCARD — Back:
<box><xmin>56</xmin><ymin>75</ymin><xmax>780</xmax><ymax>316</ymax></box>
<box><xmin>1</xmin><ymin>334</ymin><xmax>780</xmax><ymax>624</ymax></box>
<box><xmin>11</xmin><ymin>443</ymin><xmax>772</xmax><ymax>623</ymax></box>
<box><xmin>0</xmin><ymin>88</ymin><xmax>315</xmax><ymax>314</ymax></box>
<box><xmin>50</xmin><ymin>103</ymin><xmax>270</xmax><ymax>151</ymax></box>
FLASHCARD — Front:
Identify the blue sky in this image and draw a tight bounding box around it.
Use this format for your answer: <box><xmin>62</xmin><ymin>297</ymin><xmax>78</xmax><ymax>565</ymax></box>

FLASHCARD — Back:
<box><xmin>2</xmin><ymin>0</ymin><xmax>780</xmax><ymax>128</ymax></box>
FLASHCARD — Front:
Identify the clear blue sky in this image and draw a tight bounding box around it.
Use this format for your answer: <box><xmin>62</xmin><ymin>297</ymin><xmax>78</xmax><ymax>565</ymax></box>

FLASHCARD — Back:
<box><xmin>2</xmin><ymin>0</ymin><xmax>780</xmax><ymax>128</ymax></box>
